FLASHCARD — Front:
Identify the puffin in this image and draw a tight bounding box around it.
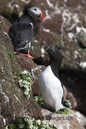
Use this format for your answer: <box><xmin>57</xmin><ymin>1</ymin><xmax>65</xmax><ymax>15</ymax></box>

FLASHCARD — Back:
<box><xmin>9</xmin><ymin>5</ymin><xmax>44</xmax><ymax>59</ymax></box>
<box><xmin>38</xmin><ymin>46</ymin><xmax>68</xmax><ymax>119</ymax></box>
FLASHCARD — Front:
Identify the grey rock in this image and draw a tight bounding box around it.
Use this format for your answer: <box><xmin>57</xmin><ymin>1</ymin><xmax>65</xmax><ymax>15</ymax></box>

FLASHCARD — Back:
<box><xmin>0</xmin><ymin>15</ymin><xmax>44</xmax><ymax>129</ymax></box>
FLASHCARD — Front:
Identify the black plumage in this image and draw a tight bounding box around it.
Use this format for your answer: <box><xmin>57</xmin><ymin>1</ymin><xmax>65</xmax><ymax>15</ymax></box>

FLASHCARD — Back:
<box><xmin>38</xmin><ymin>46</ymin><xmax>70</xmax><ymax>120</ymax></box>
<box><xmin>9</xmin><ymin>5</ymin><xmax>44</xmax><ymax>58</ymax></box>
<box><xmin>9</xmin><ymin>15</ymin><xmax>34</xmax><ymax>50</ymax></box>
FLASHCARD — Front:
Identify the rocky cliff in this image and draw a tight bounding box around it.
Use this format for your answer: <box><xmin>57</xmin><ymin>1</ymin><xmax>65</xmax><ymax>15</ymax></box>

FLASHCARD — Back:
<box><xmin>0</xmin><ymin>0</ymin><xmax>86</xmax><ymax>129</ymax></box>
<box><xmin>0</xmin><ymin>15</ymin><xmax>44</xmax><ymax>129</ymax></box>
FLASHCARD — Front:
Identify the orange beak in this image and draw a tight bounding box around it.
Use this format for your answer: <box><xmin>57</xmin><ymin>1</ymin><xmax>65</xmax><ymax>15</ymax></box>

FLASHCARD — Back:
<box><xmin>37</xmin><ymin>11</ymin><xmax>44</xmax><ymax>20</ymax></box>
<box><xmin>41</xmin><ymin>11</ymin><xmax>44</xmax><ymax>20</ymax></box>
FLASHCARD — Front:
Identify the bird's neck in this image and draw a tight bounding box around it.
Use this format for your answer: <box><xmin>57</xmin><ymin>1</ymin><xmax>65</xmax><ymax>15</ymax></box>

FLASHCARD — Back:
<box><xmin>50</xmin><ymin>61</ymin><xmax>61</xmax><ymax>79</ymax></box>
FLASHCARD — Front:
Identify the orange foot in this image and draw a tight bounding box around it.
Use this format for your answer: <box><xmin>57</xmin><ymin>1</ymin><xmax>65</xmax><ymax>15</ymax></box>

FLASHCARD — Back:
<box><xmin>17</xmin><ymin>50</ymin><xmax>34</xmax><ymax>59</ymax></box>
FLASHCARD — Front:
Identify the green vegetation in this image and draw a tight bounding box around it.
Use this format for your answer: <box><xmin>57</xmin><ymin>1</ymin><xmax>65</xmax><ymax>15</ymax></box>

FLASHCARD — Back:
<box><xmin>33</xmin><ymin>95</ymin><xmax>44</xmax><ymax>106</ymax></box>
<box><xmin>18</xmin><ymin>70</ymin><xmax>32</xmax><ymax>99</ymax></box>
<box><xmin>56</xmin><ymin>100</ymin><xmax>71</xmax><ymax>115</ymax></box>
<box><xmin>56</xmin><ymin>107</ymin><xmax>70</xmax><ymax>115</ymax></box>
<box><xmin>8</xmin><ymin>48</ymin><xmax>16</xmax><ymax>61</ymax></box>
<box><xmin>33</xmin><ymin>95</ymin><xmax>71</xmax><ymax>115</ymax></box>
<box><xmin>5</xmin><ymin>116</ymin><xmax>57</xmax><ymax>129</ymax></box>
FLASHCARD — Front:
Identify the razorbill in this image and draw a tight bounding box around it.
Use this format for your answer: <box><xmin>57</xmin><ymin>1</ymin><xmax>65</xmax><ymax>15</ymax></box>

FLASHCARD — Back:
<box><xmin>9</xmin><ymin>5</ymin><xmax>44</xmax><ymax>59</ymax></box>
<box><xmin>38</xmin><ymin>46</ymin><xmax>66</xmax><ymax>113</ymax></box>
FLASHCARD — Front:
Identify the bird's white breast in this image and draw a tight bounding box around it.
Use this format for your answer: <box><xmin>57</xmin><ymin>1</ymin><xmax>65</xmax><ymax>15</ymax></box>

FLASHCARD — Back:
<box><xmin>38</xmin><ymin>65</ymin><xmax>64</xmax><ymax>111</ymax></box>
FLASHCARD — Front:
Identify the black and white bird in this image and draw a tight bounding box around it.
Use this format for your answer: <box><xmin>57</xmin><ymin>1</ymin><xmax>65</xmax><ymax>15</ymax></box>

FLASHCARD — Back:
<box><xmin>9</xmin><ymin>5</ymin><xmax>44</xmax><ymax>59</ymax></box>
<box><xmin>38</xmin><ymin>46</ymin><xmax>66</xmax><ymax>113</ymax></box>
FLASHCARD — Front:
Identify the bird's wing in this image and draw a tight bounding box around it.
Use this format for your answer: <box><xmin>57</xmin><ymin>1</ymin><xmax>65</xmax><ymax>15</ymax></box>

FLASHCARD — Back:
<box><xmin>9</xmin><ymin>15</ymin><xmax>34</xmax><ymax>48</ymax></box>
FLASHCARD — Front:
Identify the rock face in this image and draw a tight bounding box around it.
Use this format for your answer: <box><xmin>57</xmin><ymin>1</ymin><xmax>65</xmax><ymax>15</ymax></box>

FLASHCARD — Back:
<box><xmin>30</xmin><ymin>0</ymin><xmax>86</xmax><ymax>69</ymax></box>
<box><xmin>0</xmin><ymin>16</ymin><xmax>44</xmax><ymax>129</ymax></box>
<box><xmin>41</xmin><ymin>109</ymin><xmax>85</xmax><ymax>129</ymax></box>
<box><xmin>60</xmin><ymin>70</ymin><xmax>86</xmax><ymax>111</ymax></box>
<box><xmin>0</xmin><ymin>0</ymin><xmax>86</xmax><ymax>128</ymax></box>
<box><xmin>29</xmin><ymin>0</ymin><xmax>86</xmax><ymax>113</ymax></box>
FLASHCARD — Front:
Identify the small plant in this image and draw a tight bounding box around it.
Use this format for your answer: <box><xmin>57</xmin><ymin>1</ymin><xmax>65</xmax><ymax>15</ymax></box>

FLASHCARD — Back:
<box><xmin>5</xmin><ymin>116</ymin><xmax>57</xmax><ymax>129</ymax></box>
<box><xmin>33</xmin><ymin>95</ymin><xmax>44</xmax><ymax>106</ymax></box>
<box><xmin>8</xmin><ymin>48</ymin><xmax>15</xmax><ymax>61</ymax></box>
<box><xmin>56</xmin><ymin>100</ymin><xmax>71</xmax><ymax>115</ymax></box>
<box><xmin>64</xmin><ymin>100</ymin><xmax>71</xmax><ymax>109</ymax></box>
<box><xmin>18</xmin><ymin>70</ymin><xmax>32</xmax><ymax>99</ymax></box>
<box><xmin>34</xmin><ymin>95</ymin><xmax>71</xmax><ymax>115</ymax></box>
<box><xmin>56</xmin><ymin>107</ymin><xmax>69</xmax><ymax>115</ymax></box>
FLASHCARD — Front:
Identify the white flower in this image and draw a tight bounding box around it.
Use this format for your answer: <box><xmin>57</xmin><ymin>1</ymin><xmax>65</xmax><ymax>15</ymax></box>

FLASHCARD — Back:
<box><xmin>18</xmin><ymin>70</ymin><xmax>32</xmax><ymax>99</ymax></box>
<box><xmin>23</xmin><ymin>81</ymin><xmax>31</xmax><ymax>87</ymax></box>
<box><xmin>24</xmin><ymin>116</ymin><xmax>29</xmax><ymax>120</ymax></box>
<box><xmin>18</xmin><ymin>80</ymin><xmax>23</xmax><ymax>87</ymax></box>
<box><xmin>24</xmin><ymin>90</ymin><xmax>29</xmax><ymax>96</ymax></box>
<box><xmin>32</xmin><ymin>126</ymin><xmax>38</xmax><ymax>129</ymax></box>
<box><xmin>24</xmin><ymin>118</ymin><xmax>34</xmax><ymax>125</ymax></box>
<box><xmin>31</xmin><ymin>117</ymin><xmax>35</xmax><ymax>121</ymax></box>
<box><xmin>53</xmin><ymin>124</ymin><xmax>57</xmax><ymax>128</ymax></box>
<box><xmin>27</xmin><ymin>89</ymin><xmax>31</xmax><ymax>93</ymax></box>
<box><xmin>23</xmin><ymin>80</ymin><xmax>29</xmax><ymax>85</ymax></box>
<box><xmin>22</xmin><ymin>70</ymin><xmax>29</xmax><ymax>74</ymax></box>
<box><xmin>27</xmin><ymin>77</ymin><xmax>31</xmax><ymax>80</ymax></box>
<box><xmin>42</xmin><ymin>121</ymin><xmax>49</xmax><ymax>128</ymax></box>
<box><xmin>29</xmin><ymin>124</ymin><xmax>34</xmax><ymax>129</ymax></box>
<box><xmin>23</xmin><ymin>84</ymin><xmax>29</xmax><ymax>89</ymax></box>
<box><xmin>18</xmin><ymin>123</ymin><xmax>25</xmax><ymax>128</ymax></box>
<box><xmin>36</xmin><ymin>119</ymin><xmax>41</xmax><ymax>125</ymax></box>
<box><xmin>5</xmin><ymin>126</ymin><xmax>8</xmax><ymax>129</ymax></box>
<box><xmin>42</xmin><ymin>121</ymin><xmax>48</xmax><ymax>124</ymax></box>
<box><xmin>27</xmin><ymin>94</ymin><xmax>30</xmax><ymax>99</ymax></box>
<box><xmin>79</xmin><ymin>62</ymin><xmax>86</xmax><ymax>69</ymax></box>
<box><xmin>24</xmin><ymin>117</ymin><xmax>29</xmax><ymax>122</ymax></box>
<box><xmin>28</xmin><ymin>86</ymin><xmax>31</xmax><ymax>90</ymax></box>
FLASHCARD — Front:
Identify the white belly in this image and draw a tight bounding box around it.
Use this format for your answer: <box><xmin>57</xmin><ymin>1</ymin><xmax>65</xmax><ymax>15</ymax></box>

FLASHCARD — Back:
<box><xmin>38</xmin><ymin>65</ymin><xmax>64</xmax><ymax>111</ymax></box>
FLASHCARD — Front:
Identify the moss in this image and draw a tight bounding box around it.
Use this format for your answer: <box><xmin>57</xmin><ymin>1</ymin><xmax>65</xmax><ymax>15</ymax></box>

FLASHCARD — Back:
<box><xmin>8</xmin><ymin>48</ymin><xmax>16</xmax><ymax>61</ymax></box>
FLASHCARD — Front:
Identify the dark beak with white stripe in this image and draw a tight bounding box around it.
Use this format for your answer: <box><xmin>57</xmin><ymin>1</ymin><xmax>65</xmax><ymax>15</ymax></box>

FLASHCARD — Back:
<box><xmin>45</xmin><ymin>46</ymin><xmax>63</xmax><ymax>63</ymax></box>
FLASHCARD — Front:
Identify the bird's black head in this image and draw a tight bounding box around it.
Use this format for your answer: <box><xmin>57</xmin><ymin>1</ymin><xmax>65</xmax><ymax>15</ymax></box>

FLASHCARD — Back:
<box><xmin>45</xmin><ymin>46</ymin><xmax>63</xmax><ymax>63</ymax></box>
<box><xmin>45</xmin><ymin>46</ymin><xmax>63</xmax><ymax>77</ymax></box>
<box><xmin>24</xmin><ymin>5</ymin><xmax>44</xmax><ymax>21</ymax></box>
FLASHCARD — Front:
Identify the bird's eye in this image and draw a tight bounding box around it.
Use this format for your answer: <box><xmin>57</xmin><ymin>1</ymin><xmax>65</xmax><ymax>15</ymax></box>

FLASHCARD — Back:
<box><xmin>34</xmin><ymin>8</ymin><xmax>37</xmax><ymax>11</ymax></box>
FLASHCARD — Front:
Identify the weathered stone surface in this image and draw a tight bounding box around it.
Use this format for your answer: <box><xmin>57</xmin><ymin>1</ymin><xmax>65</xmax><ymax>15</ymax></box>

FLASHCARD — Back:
<box><xmin>0</xmin><ymin>0</ymin><xmax>30</xmax><ymax>23</ymax></box>
<box><xmin>1</xmin><ymin>0</ymin><xmax>86</xmax><ymax>69</ymax></box>
<box><xmin>0</xmin><ymin>0</ymin><xmax>86</xmax><ymax>128</ymax></box>
<box><xmin>0</xmin><ymin>16</ymin><xmax>44</xmax><ymax>129</ymax></box>
<box><xmin>1</xmin><ymin>0</ymin><xmax>86</xmax><ymax>71</ymax></box>
<box><xmin>60</xmin><ymin>70</ymin><xmax>86</xmax><ymax>111</ymax></box>
<box><xmin>41</xmin><ymin>108</ymin><xmax>86</xmax><ymax>129</ymax></box>
<box><xmin>16</xmin><ymin>55</ymin><xmax>45</xmax><ymax>95</ymax></box>
<box><xmin>28</xmin><ymin>0</ymin><xmax>86</xmax><ymax>113</ymax></box>
<box><xmin>28</xmin><ymin>0</ymin><xmax>86</xmax><ymax>72</ymax></box>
